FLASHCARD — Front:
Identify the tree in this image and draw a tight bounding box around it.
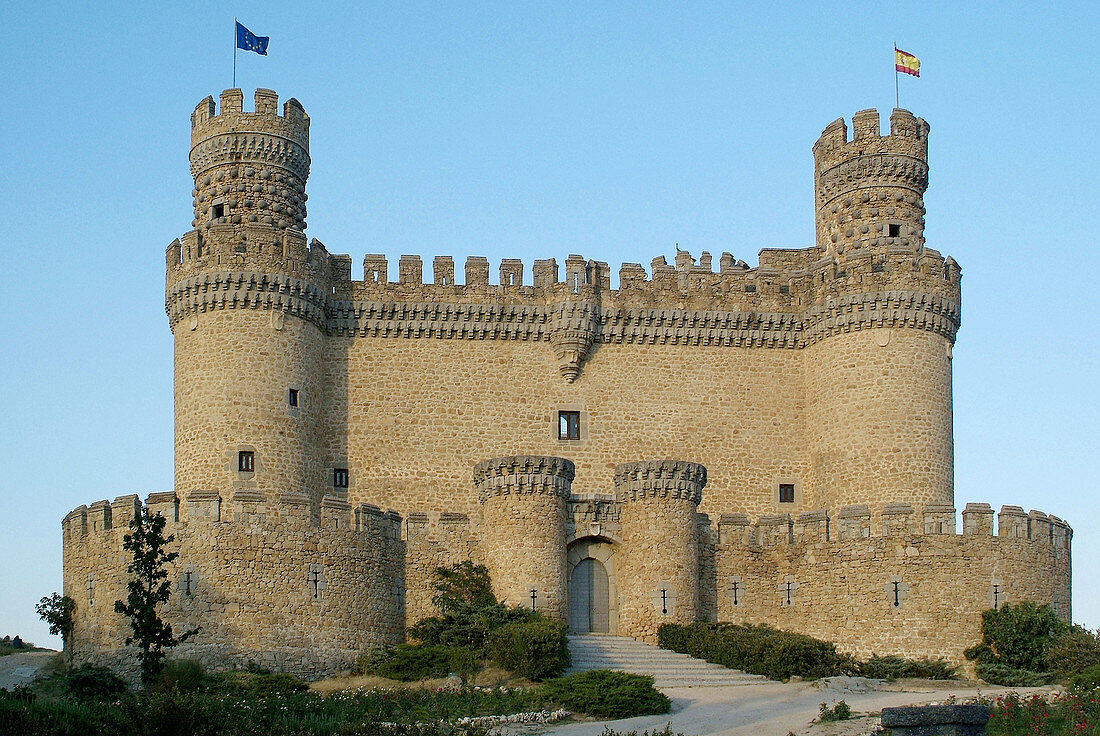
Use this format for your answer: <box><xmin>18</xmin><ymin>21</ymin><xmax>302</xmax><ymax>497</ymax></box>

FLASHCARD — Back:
<box><xmin>36</xmin><ymin>592</ymin><xmax>75</xmax><ymax>658</ymax></box>
<box><xmin>114</xmin><ymin>508</ymin><xmax>197</xmax><ymax>687</ymax></box>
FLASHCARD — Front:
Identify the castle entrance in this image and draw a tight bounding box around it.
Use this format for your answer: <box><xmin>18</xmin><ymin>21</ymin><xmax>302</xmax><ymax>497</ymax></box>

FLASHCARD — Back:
<box><xmin>568</xmin><ymin>557</ymin><xmax>610</xmax><ymax>633</ymax></box>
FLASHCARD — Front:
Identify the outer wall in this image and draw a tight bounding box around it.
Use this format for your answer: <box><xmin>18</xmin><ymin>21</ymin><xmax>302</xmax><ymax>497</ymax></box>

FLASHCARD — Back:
<box><xmin>174</xmin><ymin>311</ymin><xmax>325</xmax><ymax>505</ymax></box>
<box><xmin>62</xmin><ymin>515</ymin><xmax>403</xmax><ymax>681</ymax></box>
<box><xmin>326</xmin><ymin>337</ymin><xmax>808</xmax><ymax>518</ymax></box>
<box><xmin>712</xmin><ymin>533</ymin><xmax>1071</xmax><ymax>667</ymax></box>
<box><xmin>802</xmin><ymin>328</ymin><xmax>954</xmax><ymax>513</ymax></box>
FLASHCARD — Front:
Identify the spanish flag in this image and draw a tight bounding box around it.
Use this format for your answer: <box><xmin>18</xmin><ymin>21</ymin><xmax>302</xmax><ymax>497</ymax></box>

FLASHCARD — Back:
<box><xmin>895</xmin><ymin>47</ymin><xmax>920</xmax><ymax>77</ymax></box>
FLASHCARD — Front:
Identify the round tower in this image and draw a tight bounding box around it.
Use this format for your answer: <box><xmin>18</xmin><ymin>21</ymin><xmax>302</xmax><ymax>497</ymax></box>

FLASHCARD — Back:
<box><xmin>813</xmin><ymin>108</ymin><xmax>929</xmax><ymax>258</ymax></box>
<box><xmin>803</xmin><ymin>109</ymin><xmax>957</xmax><ymax>515</ymax></box>
<box><xmin>166</xmin><ymin>89</ymin><xmax>331</xmax><ymax>516</ymax></box>
<box><xmin>475</xmin><ymin>456</ymin><xmax>573</xmax><ymax>618</ymax></box>
<box><xmin>615</xmin><ymin>460</ymin><xmax>706</xmax><ymax>641</ymax></box>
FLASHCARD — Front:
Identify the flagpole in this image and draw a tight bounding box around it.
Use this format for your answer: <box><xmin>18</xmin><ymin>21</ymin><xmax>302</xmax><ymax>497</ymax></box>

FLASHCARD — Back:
<box><xmin>894</xmin><ymin>44</ymin><xmax>899</xmax><ymax>109</ymax></box>
<box><xmin>233</xmin><ymin>18</ymin><xmax>238</xmax><ymax>88</ymax></box>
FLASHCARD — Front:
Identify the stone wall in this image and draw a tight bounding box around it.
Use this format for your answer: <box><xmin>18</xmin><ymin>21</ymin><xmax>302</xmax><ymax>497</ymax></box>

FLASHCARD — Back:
<box><xmin>708</xmin><ymin>503</ymin><xmax>1072</xmax><ymax>664</ymax></box>
<box><xmin>62</xmin><ymin>493</ymin><xmax>404</xmax><ymax>681</ymax></box>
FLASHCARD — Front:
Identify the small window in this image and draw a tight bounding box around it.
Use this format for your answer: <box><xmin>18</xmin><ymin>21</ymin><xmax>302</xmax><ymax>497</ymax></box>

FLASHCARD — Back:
<box><xmin>888</xmin><ymin>223</ymin><xmax>901</xmax><ymax>237</ymax></box>
<box><xmin>288</xmin><ymin>388</ymin><xmax>299</xmax><ymax>407</ymax></box>
<box><xmin>779</xmin><ymin>483</ymin><xmax>795</xmax><ymax>503</ymax></box>
<box><xmin>212</xmin><ymin>203</ymin><xmax>225</xmax><ymax>219</ymax></box>
<box><xmin>558</xmin><ymin>411</ymin><xmax>581</xmax><ymax>440</ymax></box>
<box><xmin>333</xmin><ymin>468</ymin><xmax>349</xmax><ymax>489</ymax></box>
<box><xmin>238</xmin><ymin>451</ymin><xmax>255</xmax><ymax>473</ymax></box>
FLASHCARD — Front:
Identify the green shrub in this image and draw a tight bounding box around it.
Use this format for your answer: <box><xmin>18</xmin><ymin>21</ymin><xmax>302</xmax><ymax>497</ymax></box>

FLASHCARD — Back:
<box><xmin>486</xmin><ymin>618</ymin><xmax>570</xmax><ymax>681</ymax></box>
<box><xmin>409</xmin><ymin>604</ymin><xmax>533</xmax><ymax>654</ymax></box>
<box><xmin>355</xmin><ymin>644</ymin><xmax>397</xmax><ymax>675</ymax></box>
<box><xmin>63</xmin><ymin>664</ymin><xmax>128</xmax><ymax>701</ymax></box>
<box><xmin>1049</xmin><ymin>625</ymin><xmax>1100</xmax><ymax>678</ymax></box>
<box><xmin>372</xmin><ymin>643</ymin><xmax>480</xmax><ymax>681</ymax></box>
<box><xmin>658</xmin><ymin>622</ymin><xmax>845</xmax><ymax>680</ymax></box>
<box><xmin>247</xmin><ymin>672</ymin><xmax>310</xmax><ymax>696</ymax></box>
<box><xmin>541</xmin><ymin>670</ymin><xmax>670</xmax><ymax>720</ymax></box>
<box><xmin>151</xmin><ymin>659</ymin><xmax>210</xmax><ymax>694</ymax></box>
<box><xmin>818</xmin><ymin>700</ymin><xmax>851</xmax><ymax>722</ymax></box>
<box><xmin>858</xmin><ymin>655</ymin><xmax>957</xmax><ymax>680</ymax></box>
<box><xmin>977</xmin><ymin>662</ymin><xmax>1054</xmax><ymax>687</ymax></box>
<box><xmin>1067</xmin><ymin>663</ymin><xmax>1100</xmax><ymax>691</ymax></box>
<box><xmin>967</xmin><ymin>602</ymin><xmax>1065</xmax><ymax>672</ymax></box>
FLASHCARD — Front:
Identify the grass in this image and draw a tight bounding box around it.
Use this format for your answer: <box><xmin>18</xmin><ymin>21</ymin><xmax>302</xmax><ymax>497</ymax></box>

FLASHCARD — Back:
<box><xmin>1</xmin><ymin>665</ymin><xmax>671</xmax><ymax>736</ymax></box>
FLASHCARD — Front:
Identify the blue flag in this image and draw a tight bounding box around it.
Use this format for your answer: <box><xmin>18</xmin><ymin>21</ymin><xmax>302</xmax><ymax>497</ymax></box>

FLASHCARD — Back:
<box><xmin>236</xmin><ymin>21</ymin><xmax>269</xmax><ymax>56</ymax></box>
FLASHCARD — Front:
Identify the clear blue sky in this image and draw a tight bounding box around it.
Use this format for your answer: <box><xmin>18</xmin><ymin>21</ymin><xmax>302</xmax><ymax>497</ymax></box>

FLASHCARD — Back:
<box><xmin>1</xmin><ymin>1</ymin><xmax>1096</xmax><ymax>647</ymax></box>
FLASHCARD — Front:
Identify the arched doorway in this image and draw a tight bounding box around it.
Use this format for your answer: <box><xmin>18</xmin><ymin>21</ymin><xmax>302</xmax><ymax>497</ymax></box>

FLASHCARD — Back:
<box><xmin>569</xmin><ymin>557</ymin><xmax>610</xmax><ymax>633</ymax></box>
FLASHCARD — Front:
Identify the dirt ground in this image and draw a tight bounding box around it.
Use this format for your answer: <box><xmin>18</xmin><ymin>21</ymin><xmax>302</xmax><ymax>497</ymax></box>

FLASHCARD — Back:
<box><xmin>0</xmin><ymin>650</ymin><xmax>59</xmax><ymax>690</ymax></box>
<box><xmin>529</xmin><ymin>679</ymin><xmax>1058</xmax><ymax>736</ymax></box>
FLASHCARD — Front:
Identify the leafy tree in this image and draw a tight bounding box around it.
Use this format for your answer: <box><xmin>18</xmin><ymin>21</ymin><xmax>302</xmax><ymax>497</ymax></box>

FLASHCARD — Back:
<box><xmin>430</xmin><ymin>561</ymin><xmax>497</xmax><ymax>614</ymax></box>
<box><xmin>36</xmin><ymin>592</ymin><xmax>75</xmax><ymax>658</ymax></box>
<box><xmin>114</xmin><ymin>508</ymin><xmax>197</xmax><ymax>687</ymax></box>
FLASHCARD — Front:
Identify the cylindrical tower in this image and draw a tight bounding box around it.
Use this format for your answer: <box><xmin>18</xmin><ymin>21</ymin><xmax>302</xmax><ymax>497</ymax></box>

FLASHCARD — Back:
<box><xmin>615</xmin><ymin>460</ymin><xmax>706</xmax><ymax>641</ymax></box>
<box><xmin>804</xmin><ymin>109</ymin><xmax>959</xmax><ymax>514</ymax></box>
<box><xmin>166</xmin><ymin>89</ymin><xmax>331</xmax><ymax>514</ymax></box>
<box><xmin>813</xmin><ymin>108</ymin><xmax>928</xmax><ymax>258</ymax></box>
<box><xmin>475</xmin><ymin>456</ymin><xmax>573</xmax><ymax>618</ymax></box>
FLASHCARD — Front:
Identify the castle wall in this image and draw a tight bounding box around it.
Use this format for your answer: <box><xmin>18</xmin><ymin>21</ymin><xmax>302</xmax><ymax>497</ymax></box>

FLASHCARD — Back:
<box><xmin>331</xmin><ymin>337</ymin><xmax>807</xmax><ymax>520</ymax></box>
<box><xmin>404</xmin><ymin>512</ymin><xmax>481</xmax><ymax>626</ymax></box>
<box><xmin>710</xmin><ymin>504</ymin><xmax>1072</xmax><ymax>665</ymax></box>
<box><xmin>803</xmin><ymin>328</ymin><xmax>954</xmax><ymax>512</ymax></box>
<box><xmin>62</xmin><ymin>494</ymin><xmax>403</xmax><ymax>681</ymax></box>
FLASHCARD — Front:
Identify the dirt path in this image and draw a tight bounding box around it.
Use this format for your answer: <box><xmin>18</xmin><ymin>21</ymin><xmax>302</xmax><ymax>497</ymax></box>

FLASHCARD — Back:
<box><xmin>0</xmin><ymin>651</ymin><xmax>58</xmax><ymax>690</ymax></box>
<box><xmin>533</xmin><ymin>680</ymin><xmax>1056</xmax><ymax>736</ymax></box>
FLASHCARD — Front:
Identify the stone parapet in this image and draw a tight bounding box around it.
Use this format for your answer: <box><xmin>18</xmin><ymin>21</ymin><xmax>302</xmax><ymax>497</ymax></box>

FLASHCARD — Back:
<box><xmin>614</xmin><ymin>460</ymin><xmax>707</xmax><ymax>504</ymax></box>
<box><xmin>473</xmin><ymin>455</ymin><xmax>575</xmax><ymax>502</ymax></box>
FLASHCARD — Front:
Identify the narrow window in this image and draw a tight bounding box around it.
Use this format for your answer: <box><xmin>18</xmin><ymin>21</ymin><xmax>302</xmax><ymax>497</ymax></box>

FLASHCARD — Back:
<box><xmin>333</xmin><ymin>468</ymin><xmax>349</xmax><ymax>489</ymax></box>
<box><xmin>288</xmin><ymin>388</ymin><xmax>299</xmax><ymax>407</ymax></box>
<box><xmin>779</xmin><ymin>483</ymin><xmax>795</xmax><ymax>503</ymax></box>
<box><xmin>212</xmin><ymin>203</ymin><xmax>225</xmax><ymax>218</ymax></box>
<box><xmin>558</xmin><ymin>411</ymin><xmax>581</xmax><ymax>440</ymax></box>
<box><xmin>888</xmin><ymin>223</ymin><xmax>901</xmax><ymax>237</ymax></box>
<box><xmin>238</xmin><ymin>450</ymin><xmax>255</xmax><ymax>473</ymax></box>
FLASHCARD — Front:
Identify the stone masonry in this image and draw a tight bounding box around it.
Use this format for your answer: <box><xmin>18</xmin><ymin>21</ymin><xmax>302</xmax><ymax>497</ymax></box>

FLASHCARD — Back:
<box><xmin>62</xmin><ymin>89</ymin><xmax>1071</xmax><ymax>679</ymax></box>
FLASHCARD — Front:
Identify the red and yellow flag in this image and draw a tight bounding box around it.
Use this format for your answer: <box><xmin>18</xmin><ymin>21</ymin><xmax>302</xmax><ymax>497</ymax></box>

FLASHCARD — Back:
<box><xmin>895</xmin><ymin>47</ymin><xmax>920</xmax><ymax>77</ymax></box>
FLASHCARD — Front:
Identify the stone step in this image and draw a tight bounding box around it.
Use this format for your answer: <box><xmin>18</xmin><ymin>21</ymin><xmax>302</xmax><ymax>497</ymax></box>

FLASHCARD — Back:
<box><xmin>566</xmin><ymin>634</ymin><xmax>765</xmax><ymax>689</ymax></box>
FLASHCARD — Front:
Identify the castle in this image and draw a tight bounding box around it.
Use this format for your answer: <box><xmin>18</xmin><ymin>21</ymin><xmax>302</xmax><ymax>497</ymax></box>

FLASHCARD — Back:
<box><xmin>62</xmin><ymin>89</ymin><xmax>1072</xmax><ymax>678</ymax></box>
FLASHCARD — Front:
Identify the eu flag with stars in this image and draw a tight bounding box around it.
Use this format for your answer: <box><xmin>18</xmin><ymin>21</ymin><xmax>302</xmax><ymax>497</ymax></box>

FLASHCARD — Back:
<box><xmin>236</xmin><ymin>21</ymin><xmax>269</xmax><ymax>56</ymax></box>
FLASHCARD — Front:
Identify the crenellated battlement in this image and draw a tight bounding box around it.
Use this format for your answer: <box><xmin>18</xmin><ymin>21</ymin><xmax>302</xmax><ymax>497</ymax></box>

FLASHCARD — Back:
<box><xmin>62</xmin><ymin>492</ymin><xmax>404</xmax><ymax>541</ymax></box>
<box><xmin>813</xmin><ymin>108</ymin><xmax>929</xmax><ymax>175</ymax></box>
<box><xmin>191</xmin><ymin>88</ymin><xmax>309</xmax><ymax>153</ymax></box>
<box><xmin>712</xmin><ymin>502</ymin><xmax>1072</xmax><ymax>549</ymax></box>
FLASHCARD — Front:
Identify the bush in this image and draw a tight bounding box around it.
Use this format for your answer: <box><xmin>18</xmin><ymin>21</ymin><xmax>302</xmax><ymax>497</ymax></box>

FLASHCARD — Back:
<box><xmin>151</xmin><ymin>659</ymin><xmax>210</xmax><ymax>694</ymax></box>
<box><xmin>858</xmin><ymin>656</ymin><xmax>957</xmax><ymax>680</ymax></box>
<box><xmin>486</xmin><ymin>618</ymin><xmax>570</xmax><ymax>681</ymax></box>
<box><xmin>354</xmin><ymin>645</ymin><xmax>397</xmax><ymax>675</ymax></box>
<box><xmin>63</xmin><ymin>664</ymin><xmax>128</xmax><ymax>701</ymax></box>
<box><xmin>967</xmin><ymin>602</ymin><xmax>1065</xmax><ymax>672</ymax></box>
<box><xmin>541</xmin><ymin>670</ymin><xmax>671</xmax><ymax>720</ymax></box>
<box><xmin>371</xmin><ymin>643</ymin><xmax>480</xmax><ymax>681</ymax></box>
<box><xmin>659</xmin><ymin>622</ymin><xmax>845</xmax><ymax>680</ymax></box>
<box><xmin>409</xmin><ymin>605</ymin><xmax>534</xmax><ymax>654</ymax></box>
<box><xmin>818</xmin><ymin>700</ymin><xmax>851</xmax><ymax>722</ymax></box>
<box><xmin>1049</xmin><ymin>625</ymin><xmax>1100</xmax><ymax>679</ymax></box>
<box><xmin>1067</xmin><ymin>663</ymin><xmax>1100</xmax><ymax>692</ymax></box>
<box><xmin>977</xmin><ymin>662</ymin><xmax>1054</xmax><ymax>687</ymax></box>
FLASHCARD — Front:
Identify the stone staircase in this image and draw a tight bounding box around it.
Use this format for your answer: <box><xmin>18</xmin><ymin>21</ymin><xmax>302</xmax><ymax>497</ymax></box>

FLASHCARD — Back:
<box><xmin>566</xmin><ymin>634</ymin><xmax>766</xmax><ymax>689</ymax></box>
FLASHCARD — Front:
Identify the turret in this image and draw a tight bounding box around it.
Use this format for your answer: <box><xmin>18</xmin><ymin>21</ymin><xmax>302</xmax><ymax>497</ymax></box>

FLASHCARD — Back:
<box><xmin>813</xmin><ymin>108</ymin><xmax>929</xmax><ymax>258</ymax></box>
<box><xmin>167</xmin><ymin>90</ymin><xmax>330</xmax><ymax>520</ymax></box>
<box><xmin>189</xmin><ymin>88</ymin><xmax>310</xmax><ymax>231</ymax></box>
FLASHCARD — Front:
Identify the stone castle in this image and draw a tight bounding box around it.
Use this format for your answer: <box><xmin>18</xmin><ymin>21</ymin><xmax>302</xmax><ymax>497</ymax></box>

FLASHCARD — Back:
<box><xmin>63</xmin><ymin>89</ymin><xmax>1072</xmax><ymax>678</ymax></box>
